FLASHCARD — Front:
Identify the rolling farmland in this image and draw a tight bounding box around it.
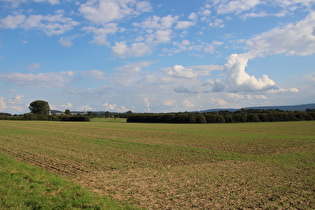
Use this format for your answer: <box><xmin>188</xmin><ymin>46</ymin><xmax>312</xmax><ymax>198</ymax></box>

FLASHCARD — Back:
<box><xmin>0</xmin><ymin>120</ymin><xmax>314</xmax><ymax>209</ymax></box>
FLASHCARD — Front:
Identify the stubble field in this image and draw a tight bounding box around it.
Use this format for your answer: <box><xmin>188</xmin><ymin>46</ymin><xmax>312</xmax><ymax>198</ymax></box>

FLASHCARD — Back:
<box><xmin>0</xmin><ymin>120</ymin><xmax>314</xmax><ymax>209</ymax></box>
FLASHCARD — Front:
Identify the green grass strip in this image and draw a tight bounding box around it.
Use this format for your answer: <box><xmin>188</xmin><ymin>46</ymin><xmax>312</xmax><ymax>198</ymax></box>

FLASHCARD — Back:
<box><xmin>0</xmin><ymin>153</ymin><xmax>139</xmax><ymax>210</ymax></box>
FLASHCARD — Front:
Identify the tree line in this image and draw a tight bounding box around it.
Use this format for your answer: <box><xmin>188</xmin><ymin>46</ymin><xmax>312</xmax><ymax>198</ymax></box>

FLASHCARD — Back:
<box><xmin>0</xmin><ymin>113</ymin><xmax>90</xmax><ymax>121</ymax></box>
<box><xmin>127</xmin><ymin>109</ymin><xmax>315</xmax><ymax>123</ymax></box>
<box><xmin>0</xmin><ymin>100</ymin><xmax>90</xmax><ymax>121</ymax></box>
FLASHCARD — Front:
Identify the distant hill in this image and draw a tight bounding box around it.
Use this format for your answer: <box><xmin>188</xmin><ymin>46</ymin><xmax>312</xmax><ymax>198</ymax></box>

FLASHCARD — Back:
<box><xmin>244</xmin><ymin>103</ymin><xmax>315</xmax><ymax>111</ymax></box>
<box><xmin>202</xmin><ymin>103</ymin><xmax>315</xmax><ymax>112</ymax></box>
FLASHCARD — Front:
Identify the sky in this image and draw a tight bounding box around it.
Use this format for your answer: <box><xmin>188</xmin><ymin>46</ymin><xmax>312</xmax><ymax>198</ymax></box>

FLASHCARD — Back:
<box><xmin>1</xmin><ymin>0</ymin><xmax>315</xmax><ymax>114</ymax></box>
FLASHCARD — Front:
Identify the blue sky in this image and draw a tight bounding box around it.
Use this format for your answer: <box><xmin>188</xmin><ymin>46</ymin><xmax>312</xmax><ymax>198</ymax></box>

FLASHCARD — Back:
<box><xmin>1</xmin><ymin>0</ymin><xmax>315</xmax><ymax>114</ymax></box>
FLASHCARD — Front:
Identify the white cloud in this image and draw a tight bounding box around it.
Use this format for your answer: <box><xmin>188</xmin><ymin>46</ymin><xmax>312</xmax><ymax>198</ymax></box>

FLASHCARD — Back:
<box><xmin>0</xmin><ymin>97</ymin><xmax>7</xmax><ymax>110</ymax></box>
<box><xmin>188</xmin><ymin>13</ymin><xmax>198</xmax><ymax>21</ymax></box>
<box><xmin>58</xmin><ymin>37</ymin><xmax>73</xmax><ymax>47</ymax></box>
<box><xmin>34</xmin><ymin>0</ymin><xmax>60</xmax><ymax>4</ymax></box>
<box><xmin>215</xmin><ymin>0</ymin><xmax>261</xmax><ymax>14</ymax></box>
<box><xmin>0</xmin><ymin>14</ymin><xmax>25</xmax><ymax>28</ymax></box>
<box><xmin>224</xmin><ymin>53</ymin><xmax>277</xmax><ymax>91</ymax></box>
<box><xmin>242</xmin><ymin>11</ymin><xmax>287</xmax><ymax>19</ymax></box>
<box><xmin>83</xmin><ymin>23</ymin><xmax>119</xmax><ymax>45</ymax></box>
<box><xmin>266</xmin><ymin>87</ymin><xmax>299</xmax><ymax>94</ymax></box>
<box><xmin>210</xmin><ymin>98</ymin><xmax>228</xmax><ymax>106</ymax></box>
<box><xmin>275</xmin><ymin>0</ymin><xmax>315</xmax><ymax>9</ymax></box>
<box><xmin>9</xmin><ymin>94</ymin><xmax>24</xmax><ymax>104</ymax></box>
<box><xmin>23</xmin><ymin>12</ymin><xmax>79</xmax><ymax>36</ymax></box>
<box><xmin>220</xmin><ymin>12</ymin><xmax>315</xmax><ymax>93</ymax></box>
<box><xmin>79</xmin><ymin>0</ymin><xmax>151</xmax><ymax>24</ymax></box>
<box><xmin>146</xmin><ymin>29</ymin><xmax>172</xmax><ymax>44</ymax></box>
<box><xmin>0</xmin><ymin>71</ymin><xmax>75</xmax><ymax>88</ymax></box>
<box><xmin>228</xmin><ymin>93</ymin><xmax>252</xmax><ymax>100</ymax></box>
<box><xmin>209</xmin><ymin>19</ymin><xmax>224</xmax><ymax>28</ymax></box>
<box><xmin>165</xmin><ymin>65</ymin><xmax>198</xmax><ymax>79</ymax></box>
<box><xmin>304</xmin><ymin>72</ymin><xmax>315</xmax><ymax>83</ymax></box>
<box><xmin>0</xmin><ymin>12</ymin><xmax>79</xmax><ymax>35</ymax></box>
<box><xmin>134</xmin><ymin>15</ymin><xmax>178</xmax><ymax>29</ymax></box>
<box><xmin>60</xmin><ymin>102</ymin><xmax>73</xmax><ymax>108</ymax></box>
<box><xmin>3</xmin><ymin>0</ymin><xmax>60</xmax><ymax>8</ymax></box>
<box><xmin>183</xmin><ymin>99</ymin><xmax>195</xmax><ymax>108</ymax></box>
<box><xmin>112</xmin><ymin>41</ymin><xmax>151</xmax><ymax>57</ymax></box>
<box><xmin>289</xmin><ymin>88</ymin><xmax>299</xmax><ymax>93</ymax></box>
<box><xmin>246</xmin><ymin>11</ymin><xmax>315</xmax><ymax>56</ymax></box>
<box><xmin>175</xmin><ymin>21</ymin><xmax>195</xmax><ymax>29</ymax></box>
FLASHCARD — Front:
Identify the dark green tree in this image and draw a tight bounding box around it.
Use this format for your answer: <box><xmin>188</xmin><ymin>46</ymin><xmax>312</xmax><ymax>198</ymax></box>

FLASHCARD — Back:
<box><xmin>105</xmin><ymin>111</ymin><xmax>111</xmax><ymax>118</ymax></box>
<box><xmin>29</xmin><ymin>100</ymin><xmax>50</xmax><ymax>115</ymax></box>
<box><xmin>65</xmin><ymin>109</ymin><xmax>72</xmax><ymax>115</ymax></box>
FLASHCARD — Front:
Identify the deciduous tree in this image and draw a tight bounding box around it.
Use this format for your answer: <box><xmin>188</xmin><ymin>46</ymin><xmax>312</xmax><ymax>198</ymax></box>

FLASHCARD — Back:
<box><xmin>29</xmin><ymin>100</ymin><xmax>50</xmax><ymax>115</ymax></box>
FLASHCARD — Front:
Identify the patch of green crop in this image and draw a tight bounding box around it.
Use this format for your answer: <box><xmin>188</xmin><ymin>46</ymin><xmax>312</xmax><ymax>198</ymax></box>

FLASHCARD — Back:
<box><xmin>0</xmin><ymin>153</ymin><xmax>140</xmax><ymax>210</ymax></box>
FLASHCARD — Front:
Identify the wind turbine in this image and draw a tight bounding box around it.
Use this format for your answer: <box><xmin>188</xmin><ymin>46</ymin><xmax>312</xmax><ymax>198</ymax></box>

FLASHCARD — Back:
<box><xmin>82</xmin><ymin>105</ymin><xmax>89</xmax><ymax>114</ymax></box>
<box><xmin>174</xmin><ymin>101</ymin><xmax>180</xmax><ymax>112</ymax></box>
<box><xmin>145</xmin><ymin>101</ymin><xmax>151</xmax><ymax>112</ymax></box>
<box><xmin>103</xmin><ymin>101</ymin><xmax>109</xmax><ymax>112</ymax></box>
<box><xmin>196</xmin><ymin>104</ymin><xmax>202</xmax><ymax>112</ymax></box>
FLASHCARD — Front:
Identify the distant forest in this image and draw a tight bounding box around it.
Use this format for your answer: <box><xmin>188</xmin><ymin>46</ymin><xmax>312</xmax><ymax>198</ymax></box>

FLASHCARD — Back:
<box><xmin>127</xmin><ymin>109</ymin><xmax>315</xmax><ymax>123</ymax></box>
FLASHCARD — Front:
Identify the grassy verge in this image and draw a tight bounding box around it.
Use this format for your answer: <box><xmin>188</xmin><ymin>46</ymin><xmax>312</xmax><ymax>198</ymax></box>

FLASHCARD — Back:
<box><xmin>0</xmin><ymin>153</ymin><xmax>138</xmax><ymax>210</ymax></box>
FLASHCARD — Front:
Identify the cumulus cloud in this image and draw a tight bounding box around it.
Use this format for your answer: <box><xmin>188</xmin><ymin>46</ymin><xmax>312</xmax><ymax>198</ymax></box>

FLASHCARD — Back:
<box><xmin>210</xmin><ymin>98</ymin><xmax>228</xmax><ymax>106</ymax></box>
<box><xmin>209</xmin><ymin>19</ymin><xmax>224</xmax><ymax>28</ymax></box>
<box><xmin>275</xmin><ymin>0</ymin><xmax>315</xmax><ymax>9</ymax></box>
<box><xmin>165</xmin><ymin>65</ymin><xmax>198</xmax><ymax>79</ymax></box>
<box><xmin>0</xmin><ymin>97</ymin><xmax>7</xmax><ymax>110</ymax></box>
<box><xmin>215</xmin><ymin>0</ymin><xmax>261</xmax><ymax>14</ymax></box>
<box><xmin>242</xmin><ymin>11</ymin><xmax>287</xmax><ymax>20</ymax></box>
<box><xmin>304</xmin><ymin>72</ymin><xmax>315</xmax><ymax>83</ymax></box>
<box><xmin>83</xmin><ymin>23</ymin><xmax>119</xmax><ymax>45</ymax></box>
<box><xmin>175</xmin><ymin>21</ymin><xmax>195</xmax><ymax>29</ymax></box>
<box><xmin>228</xmin><ymin>93</ymin><xmax>269</xmax><ymax>100</ymax></box>
<box><xmin>183</xmin><ymin>99</ymin><xmax>195</xmax><ymax>108</ymax></box>
<box><xmin>134</xmin><ymin>15</ymin><xmax>178</xmax><ymax>29</ymax></box>
<box><xmin>0</xmin><ymin>11</ymin><xmax>79</xmax><ymax>35</ymax></box>
<box><xmin>79</xmin><ymin>0</ymin><xmax>151</xmax><ymax>24</ymax></box>
<box><xmin>0</xmin><ymin>14</ymin><xmax>25</xmax><ymax>28</ymax></box>
<box><xmin>9</xmin><ymin>94</ymin><xmax>24</xmax><ymax>104</ymax></box>
<box><xmin>58</xmin><ymin>37</ymin><xmax>73</xmax><ymax>47</ymax></box>
<box><xmin>112</xmin><ymin>41</ymin><xmax>151</xmax><ymax>57</ymax></box>
<box><xmin>224</xmin><ymin>53</ymin><xmax>277</xmax><ymax>92</ymax></box>
<box><xmin>3</xmin><ymin>0</ymin><xmax>60</xmax><ymax>8</ymax></box>
<box><xmin>146</xmin><ymin>29</ymin><xmax>173</xmax><ymax>44</ymax></box>
<box><xmin>0</xmin><ymin>71</ymin><xmax>75</xmax><ymax>88</ymax></box>
<box><xmin>60</xmin><ymin>102</ymin><xmax>73</xmax><ymax>108</ymax></box>
<box><xmin>215</xmin><ymin>11</ymin><xmax>315</xmax><ymax>94</ymax></box>
<box><xmin>246</xmin><ymin>11</ymin><xmax>315</xmax><ymax>56</ymax></box>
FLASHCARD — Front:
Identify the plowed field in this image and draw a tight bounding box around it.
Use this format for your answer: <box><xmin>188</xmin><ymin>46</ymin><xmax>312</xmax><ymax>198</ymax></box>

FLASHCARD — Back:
<box><xmin>1</xmin><ymin>120</ymin><xmax>314</xmax><ymax>209</ymax></box>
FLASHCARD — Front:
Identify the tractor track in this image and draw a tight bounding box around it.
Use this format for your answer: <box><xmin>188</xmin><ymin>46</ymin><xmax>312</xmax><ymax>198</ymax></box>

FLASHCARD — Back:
<box><xmin>0</xmin><ymin>147</ymin><xmax>89</xmax><ymax>177</ymax></box>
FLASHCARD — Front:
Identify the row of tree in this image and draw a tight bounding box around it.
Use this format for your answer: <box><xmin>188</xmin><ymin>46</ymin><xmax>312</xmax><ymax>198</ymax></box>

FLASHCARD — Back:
<box><xmin>0</xmin><ymin>113</ymin><xmax>90</xmax><ymax>121</ymax></box>
<box><xmin>127</xmin><ymin>109</ymin><xmax>315</xmax><ymax>123</ymax></box>
<box><xmin>0</xmin><ymin>100</ymin><xmax>90</xmax><ymax>121</ymax></box>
